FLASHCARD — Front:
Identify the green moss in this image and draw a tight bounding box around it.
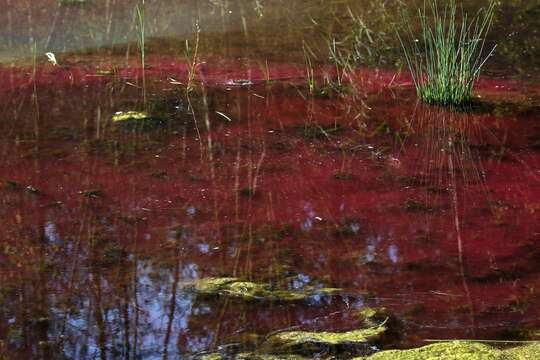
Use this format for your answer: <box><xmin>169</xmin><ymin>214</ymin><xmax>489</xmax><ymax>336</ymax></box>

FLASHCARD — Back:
<box><xmin>198</xmin><ymin>354</ymin><xmax>224</xmax><ymax>360</ymax></box>
<box><xmin>111</xmin><ymin>110</ymin><xmax>171</xmax><ymax>130</ymax></box>
<box><xmin>357</xmin><ymin>341</ymin><xmax>540</xmax><ymax>360</ymax></box>
<box><xmin>361</xmin><ymin>342</ymin><xmax>500</xmax><ymax>360</ymax></box>
<box><xmin>236</xmin><ymin>354</ymin><xmax>309</xmax><ymax>360</ymax></box>
<box><xmin>112</xmin><ymin>111</ymin><xmax>150</xmax><ymax>122</ymax></box>
<box><xmin>200</xmin><ymin>353</ymin><xmax>308</xmax><ymax>360</ymax></box>
<box><xmin>358</xmin><ymin>308</ymin><xmax>391</xmax><ymax>323</ymax></box>
<box><xmin>187</xmin><ymin>277</ymin><xmax>242</xmax><ymax>295</ymax></box>
<box><xmin>184</xmin><ymin>277</ymin><xmax>341</xmax><ymax>302</ymax></box>
<box><xmin>503</xmin><ymin>342</ymin><xmax>540</xmax><ymax>359</ymax></box>
<box><xmin>264</xmin><ymin>327</ymin><xmax>386</xmax><ymax>356</ymax></box>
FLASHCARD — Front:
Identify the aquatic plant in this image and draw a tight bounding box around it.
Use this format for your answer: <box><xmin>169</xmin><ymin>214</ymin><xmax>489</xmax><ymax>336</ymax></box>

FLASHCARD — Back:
<box><xmin>397</xmin><ymin>0</ymin><xmax>496</xmax><ymax>107</ymax></box>
<box><xmin>135</xmin><ymin>0</ymin><xmax>146</xmax><ymax>103</ymax></box>
<box><xmin>302</xmin><ymin>41</ymin><xmax>316</xmax><ymax>95</ymax></box>
<box><xmin>302</xmin><ymin>39</ymin><xmax>351</xmax><ymax>98</ymax></box>
<box><xmin>185</xmin><ymin>22</ymin><xmax>201</xmax><ymax>93</ymax></box>
<box><xmin>326</xmin><ymin>37</ymin><xmax>354</xmax><ymax>95</ymax></box>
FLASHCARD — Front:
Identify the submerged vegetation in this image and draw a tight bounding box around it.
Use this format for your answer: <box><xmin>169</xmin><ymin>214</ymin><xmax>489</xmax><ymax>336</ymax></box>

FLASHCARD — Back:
<box><xmin>184</xmin><ymin>277</ymin><xmax>341</xmax><ymax>302</ymax></box>
<box><xmin>397</xmin><ymin>0</ymin><xmax>497</xmax><ymax>106</ymax></box>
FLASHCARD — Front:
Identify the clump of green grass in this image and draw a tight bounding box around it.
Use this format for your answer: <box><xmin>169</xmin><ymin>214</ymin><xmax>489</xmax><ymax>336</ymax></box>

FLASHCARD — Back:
<box><xmin>302</xmin><ymin>39</ymin><xmax>352</xmax><ymax>98</ymax></box>
<box><xmin>397</xmin><ymin>0</ymin><xmax>496</xmax><ymax>107</ymax></box>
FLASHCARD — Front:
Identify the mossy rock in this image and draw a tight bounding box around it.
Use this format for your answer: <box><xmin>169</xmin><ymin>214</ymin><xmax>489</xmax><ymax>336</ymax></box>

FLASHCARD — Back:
<box><xmin>263</xmin><ymin>326</ymin><xmax>386</xmax><ymax>357</ymax></box>
<box><xmin>199</xmin><ymin>353</ymin><xmax>308</xmax><ymax>360</ymax></box>
<box><xmin>503</xmin><ymin>342</ymin><xmax>540</xmax><ymax>359</ymax></box>
<box><xmin>357</xmin><ymin>341</ymin><xmax>540</xmax><ymax>360</ymax></box>
<box><xmin>184</xmin><ymin>277</ymin><xmax>341</xmax><ymax>302</ymax></box>
<box><xmin>236</xmin><ymin>354</ymin><xmax>308</xmax><ymax>360</ymax></box>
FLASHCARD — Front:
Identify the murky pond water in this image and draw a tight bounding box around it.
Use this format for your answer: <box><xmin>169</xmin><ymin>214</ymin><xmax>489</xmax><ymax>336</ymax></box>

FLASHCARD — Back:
<box><xmin>0</xmin><ymin>1</ymin><xmax>539</xmax><ymax>359</ymax></box>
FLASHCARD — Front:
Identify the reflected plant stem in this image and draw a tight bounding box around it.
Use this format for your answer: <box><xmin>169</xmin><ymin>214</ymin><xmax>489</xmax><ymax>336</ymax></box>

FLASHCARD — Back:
<box><xmin>89</xmin><ymin>247</ymin><xmax>107</xmax><ymax>360</ymax></box>
<box><xmin>35</xmin><ymin>216</ymin><xmax>51</xmax><ymax>359</ymax></box>
<box><xmin>7</xmin><ymin>0</ymin><xmax>12</xmax><ymax>48</ymax></box>
<box><xmin>251</xmin><ymin>142</ymin><xmax>266</xmax><ymax>195</ymax></box>
<box><xmin>201</xmin><ymin>83</ymin><xmax>220</xmax><ymax>224</ymax></box>
<box><xmin>212</xmin><ymin>297</ymin><xmax>231</xmax><ymax>350</ymax></box>
<box><xmin>448</xmin><ymin>152</ymin><xmax>476</xmax><ymax>336</ymax></box>
<box><xmin>239</xmin><ymin>2</ymin><xmax>249</xmax><ymax>40</ymax></box>
<box><xmin>44</xmin><ymin>0</ymin><xmax>61</xmax><ymax>50</ymax></box>
<box><xmin>234</xmin><ymin>140</ymin><xmax>241</xmax><ymax>222</ymax></box>
<box><xmin>95</xmin><ymin>106</ymin><xmax>101</xmax><ymax>139</ymax></box>
<box><xmin>58</xmin><ymin>215</ymin><xmax>85</xmax><ymax>351</ymax></box>
<box><xmin>31</xmin><ymin>42</ymin><xmax>40</xmax><ymax>141</ymax></box>
<box><xmin>122</xmin><ymin>280</ymin><xmax>131</xmax><ymax>360</ymax></box>
<box><xmin>163</xmin><ymin>247</ymin><xmax>181</xmax><ymax>360</ymax></box>
<box><xmin>26</xmin><ymin>0</ymin><xmax>35</xmax><ymax>47</ymax></box>
<box><xmin>186</xmin><ymin>94</ymin><xmax>203</xmax><ymax>161</ymax></box>
<box><xmin>244</xmin><ymin>224</ymin><xmax>254</xmax><ymax>279</ymax></box>
<box><xmin>134</xmin><ymin>228</ymin><xmax>141</xmax><ymax>359</ymax></box>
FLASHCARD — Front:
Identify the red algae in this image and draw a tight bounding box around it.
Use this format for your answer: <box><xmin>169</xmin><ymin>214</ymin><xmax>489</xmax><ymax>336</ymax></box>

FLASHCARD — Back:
<box><xmin>0</xmin><ymin>59</ymin><xmax>539</xmax><ymax>359</ymax></box>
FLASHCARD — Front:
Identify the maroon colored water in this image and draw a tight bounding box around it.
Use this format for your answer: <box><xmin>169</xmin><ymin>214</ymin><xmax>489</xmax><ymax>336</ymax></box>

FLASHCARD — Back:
<box><xmin>1</xmin><ymin>3</ymin><xmax>540</xmax><ymax>358</ymax></box>
<box><xmin>0</xmin><ymin>54</ymin><xmax>538</xmax><ymax>359</ymax></box>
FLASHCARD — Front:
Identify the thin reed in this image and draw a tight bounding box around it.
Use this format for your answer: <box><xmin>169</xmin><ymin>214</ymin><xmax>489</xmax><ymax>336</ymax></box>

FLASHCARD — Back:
<box><xmin>398</xmin><ymin>0</ymin><xmax>496</xmax><ymax>107</ymax></box>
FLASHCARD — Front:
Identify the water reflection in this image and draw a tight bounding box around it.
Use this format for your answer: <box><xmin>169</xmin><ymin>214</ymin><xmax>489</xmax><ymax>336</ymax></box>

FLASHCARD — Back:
<box><xmin>0</xmin><ymin>44</ymin><xmax>539</xmax><ymax>358</ymax></box>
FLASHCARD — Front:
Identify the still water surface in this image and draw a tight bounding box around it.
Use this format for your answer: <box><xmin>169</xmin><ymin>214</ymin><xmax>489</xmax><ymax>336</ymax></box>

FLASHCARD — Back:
<box><xmin>0</xmin><ymin>0</ymin><xmax>539</xmax><ymax>359</ymax></box>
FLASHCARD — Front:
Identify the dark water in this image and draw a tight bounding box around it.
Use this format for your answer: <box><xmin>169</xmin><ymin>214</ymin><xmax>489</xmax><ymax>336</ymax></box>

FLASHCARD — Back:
<box><xmin>0</xmin><ymin>1</ymin><xmax>539</xmax><ymax>359</ymax></box>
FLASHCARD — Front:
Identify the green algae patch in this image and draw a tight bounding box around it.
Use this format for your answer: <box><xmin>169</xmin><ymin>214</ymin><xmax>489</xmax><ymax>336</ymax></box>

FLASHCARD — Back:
<box><xmin>358</xmin><ymin>341</ymin><xmax>540</xmax><ymax>360</ymax></box>
<box><xmin>112</xmin><ymin>110</ymin><xmax>171</xmax><ymax>130</ymax></box>
<box><xmin>184</xmin><ymin>277</ymin><xmax>341</xmax><ymax>302</ymax></box>
<box><xmin>112</xmin><ymin>111</ymin><xmax>151</xmax><ymax>122</ymax></box>
<box><xmin>263</xmin><ymin>326</ymin><xmax>386</xmax><ymax>356</ymax></box>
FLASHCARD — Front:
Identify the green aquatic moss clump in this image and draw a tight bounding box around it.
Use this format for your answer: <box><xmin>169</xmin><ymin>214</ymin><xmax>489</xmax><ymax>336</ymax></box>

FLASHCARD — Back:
<box><xmin>111</xmin><ymin>110</ymin><xmax>171</xmax><ymax>130</ymax></box>
<box><xmin>357</xmin><ymin>341</ymin><xmax>540</xmax><ymax>360</ymax></box>
<box><xmin>264</xmin><ymin>327</ymin><xmax>386</xmax><ymax>356</ymax></box>
<box><xmin>184</xmin><ymin>277</ymin><xmax>341</xmax><ymax>302</ymax></box>
<box><xmin>112</xmin><ymin>111</ymin><xmax>151</xmax><ymax>122</ymax></box>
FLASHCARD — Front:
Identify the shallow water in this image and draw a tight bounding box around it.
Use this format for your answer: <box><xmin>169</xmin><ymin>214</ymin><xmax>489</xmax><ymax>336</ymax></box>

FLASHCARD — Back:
<box><xmin>0</xmin><ymin>1</ymin><xmax>539</xmax><ymax>359</ymax></box>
